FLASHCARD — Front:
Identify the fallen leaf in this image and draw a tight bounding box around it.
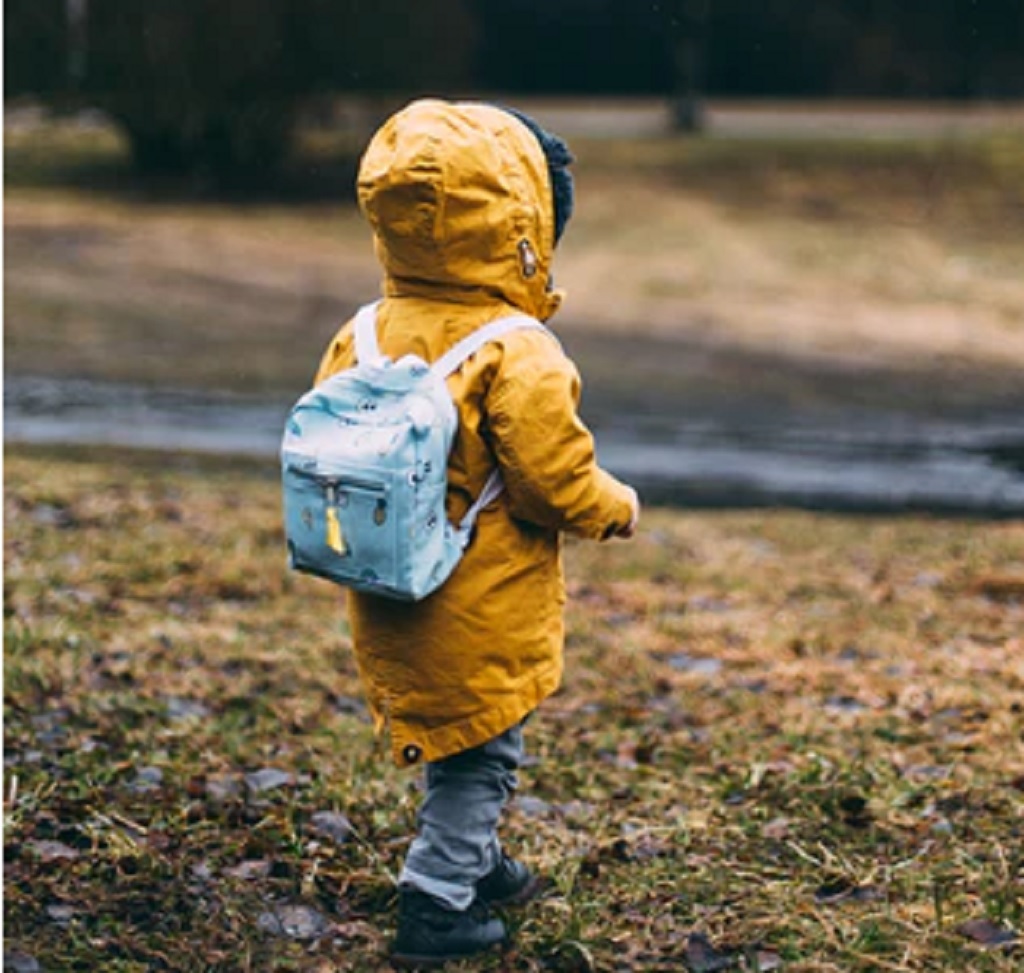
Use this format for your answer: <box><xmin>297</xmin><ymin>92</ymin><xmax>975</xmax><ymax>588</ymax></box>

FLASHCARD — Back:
<box><xmin>245</xmin><ymin>768</ymin><xmax>294</xmax><ymax>794</ymax></box>
<box><xmin>839</xmin><ymin>794</ymin><xmax>873</xmax><ymax>827</ymax></box>
<box><xmin>957</xmin><ymin>918</ymin><xmax>1019</xmax><ymax>947</ymax></box>
<box><xmin>814</xmin><ymin>880</ymin><xmax>884</xmax><ymax>905</ymax></box>
<box><xmin>970</xmin><ymin>575</ymin><xmax>1024</xmax><ymax>603</ymax></box>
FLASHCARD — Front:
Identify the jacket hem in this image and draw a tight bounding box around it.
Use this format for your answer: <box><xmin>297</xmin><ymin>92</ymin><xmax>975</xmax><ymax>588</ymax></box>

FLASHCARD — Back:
<box><xmin>389</xmin><ymin>659</ymin><xmax>563</xmax><ymax>767</ymax></box>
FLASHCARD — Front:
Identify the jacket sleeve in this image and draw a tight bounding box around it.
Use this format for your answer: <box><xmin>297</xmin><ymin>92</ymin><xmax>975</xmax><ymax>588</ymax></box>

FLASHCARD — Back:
<box><xmin>486</xmin><ymin>334</ymin><xmax>635</xmax><ymax>540</ymax></box>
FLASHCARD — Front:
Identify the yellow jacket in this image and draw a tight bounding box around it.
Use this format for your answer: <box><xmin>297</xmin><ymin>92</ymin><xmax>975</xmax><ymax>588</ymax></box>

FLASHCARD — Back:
<box><xmin>316</xmin><ymin>100</ymin><xmax>634</xmax><ymax>767</ymax></box>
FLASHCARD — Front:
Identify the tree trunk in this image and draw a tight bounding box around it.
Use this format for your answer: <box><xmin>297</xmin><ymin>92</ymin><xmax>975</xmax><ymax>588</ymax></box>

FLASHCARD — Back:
<box><xmin>665</xmin><ymin>0</ymin><xmax>709</xmax><ymax>134</ymax></box>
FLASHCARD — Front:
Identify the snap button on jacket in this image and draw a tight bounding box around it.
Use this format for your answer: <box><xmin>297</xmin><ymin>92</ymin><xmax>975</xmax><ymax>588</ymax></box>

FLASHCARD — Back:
<box><xmin>316</xmin><ymin>101</ymin><xmax>635</xmax><ymax>766</ymax></box>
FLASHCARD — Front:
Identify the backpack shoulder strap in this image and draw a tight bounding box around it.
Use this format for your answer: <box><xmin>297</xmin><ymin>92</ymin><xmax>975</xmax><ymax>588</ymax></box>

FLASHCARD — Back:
<box><xmin>352</xmin><ymin>301</ymin><xmax>383</xmax><ymax>365</ymax></box>
<box><xmin>433</xmin><ymin>313</ymin><xmax>559</xmax><ymax>539</ymax></box>
<box><xmin>432</xmin><ymin>314</ymin><xmax>556</xmax><ymax>379</ymax></box>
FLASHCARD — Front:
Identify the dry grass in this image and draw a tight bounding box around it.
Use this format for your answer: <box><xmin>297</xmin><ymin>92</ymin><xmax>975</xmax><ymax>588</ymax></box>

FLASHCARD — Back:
<box><xmin>563</xmin><ymin>135</ymin><xmax>1024</xmax><ymax>368</ymax></box>
<box><xmin>5</xmin><ymin>119</ymin><xmax>1024</xmax><ymax>396</ymax></box>
<box><xmin>4</xmin><ymin>447</ymin><xmax>1023</xmax><ymax>971</ymax></box>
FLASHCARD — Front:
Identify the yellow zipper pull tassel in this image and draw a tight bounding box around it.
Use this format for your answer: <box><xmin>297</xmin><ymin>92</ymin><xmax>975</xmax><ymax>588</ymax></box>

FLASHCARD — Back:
<box><xmin>325</xmin><ymin>486</ymin><xmax>347</xmax><ymax>555</ymax></box>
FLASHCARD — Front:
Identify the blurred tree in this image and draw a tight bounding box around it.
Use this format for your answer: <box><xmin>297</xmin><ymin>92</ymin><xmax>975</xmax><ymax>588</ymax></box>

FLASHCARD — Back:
<box><xmin>83</xmin><ymin>0</ymin><xmax>303</xmax><ymax>182</ymax></box>
<box><xmin>5</xmin><ymin>0</ymin><xmax>68</xmax><ymax>97</ymax></box>
<box><xmin>473</xmin><ymin>0</ymin><xmax>1023</xmax><ymax>99</ymax></box>
<box><xmin>660</xmin><ymin>0</ymin><xmax>710</xmax><ymax>132</ymax></box>
<box><xmin>473</xmin><ymin>0</ymin><xmax>669</xmax><ymax>94</ymax></box>
<box><xmin>78</xmin><ymin>0</ymin><xmax>477</xmax><ymax>186</ymax></box>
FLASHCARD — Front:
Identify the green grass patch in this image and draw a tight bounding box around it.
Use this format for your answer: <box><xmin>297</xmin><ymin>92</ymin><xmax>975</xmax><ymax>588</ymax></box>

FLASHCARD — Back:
<box><xmin>5</xmin><ymin>447</ymin><xmax>1023</xmax><ymax>970</ymax></box>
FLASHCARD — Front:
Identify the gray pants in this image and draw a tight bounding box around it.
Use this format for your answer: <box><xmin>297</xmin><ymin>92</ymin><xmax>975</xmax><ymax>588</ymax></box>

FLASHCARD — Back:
<box><xmin>399</xmin><ymin>721</ymin><xmax>525</xmax><ymax>910</ymax></box>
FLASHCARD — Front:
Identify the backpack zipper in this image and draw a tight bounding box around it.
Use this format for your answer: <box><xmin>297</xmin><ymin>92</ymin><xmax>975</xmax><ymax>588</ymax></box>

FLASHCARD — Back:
<box><xmin>288</xmin><ymin>466</ymin><xmax>385</xmax><ymax>493</ymax></box>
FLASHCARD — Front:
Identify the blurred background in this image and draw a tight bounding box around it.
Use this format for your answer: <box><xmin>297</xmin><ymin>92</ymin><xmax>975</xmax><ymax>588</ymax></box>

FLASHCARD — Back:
<box><xmin>6</xmin><ymin>0</ymin><xmax>1024</xmax><ymax>513</ymax></box>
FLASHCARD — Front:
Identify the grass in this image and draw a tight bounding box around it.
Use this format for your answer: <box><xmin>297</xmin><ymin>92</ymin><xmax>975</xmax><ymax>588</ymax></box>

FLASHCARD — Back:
<box><xmin>4</xmin><ymin>445</ymin><xmax>1023</xmax><ymax>971</ymax></box>
<box><xmin>5</xmin><ymin>115</ymin><xmax>1024</xmax><ymax>397</ymax></box>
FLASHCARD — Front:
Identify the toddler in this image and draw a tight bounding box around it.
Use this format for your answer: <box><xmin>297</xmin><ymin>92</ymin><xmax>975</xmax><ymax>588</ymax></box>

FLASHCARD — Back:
<box><xmin>314</xmin><ymin>99</ymin><xmax>639</xmax><ymax>967</ymax></box>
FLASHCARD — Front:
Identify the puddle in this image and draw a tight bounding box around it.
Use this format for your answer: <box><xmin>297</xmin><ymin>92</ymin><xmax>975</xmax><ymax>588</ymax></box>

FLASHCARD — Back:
<box><xmin>5</xmin><ymin>375</ymin><xmax>1024</xmax><ymax>515</ymax></box>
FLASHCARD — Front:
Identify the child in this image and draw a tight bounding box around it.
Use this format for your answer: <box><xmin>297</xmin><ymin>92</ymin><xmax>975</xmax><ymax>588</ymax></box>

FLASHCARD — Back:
<box><xmin>314</xmin><ymin>99</ymin><xmax>639</xmax><ymax>967</ymax></box>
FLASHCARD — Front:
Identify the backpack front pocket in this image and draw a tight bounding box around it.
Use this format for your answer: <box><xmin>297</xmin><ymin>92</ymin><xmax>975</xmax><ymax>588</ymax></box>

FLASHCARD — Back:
<box><xmin>284</xmin><ymin>467</ymin><xmax>398</xmax><ymax>591</ymax></box>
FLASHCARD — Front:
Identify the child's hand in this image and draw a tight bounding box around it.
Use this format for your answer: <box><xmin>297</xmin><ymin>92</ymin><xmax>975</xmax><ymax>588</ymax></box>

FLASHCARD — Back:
<box><xmin>616</xmin><ymin>487</ymin><xmax>641</xmax><ymax>539</ymax></box>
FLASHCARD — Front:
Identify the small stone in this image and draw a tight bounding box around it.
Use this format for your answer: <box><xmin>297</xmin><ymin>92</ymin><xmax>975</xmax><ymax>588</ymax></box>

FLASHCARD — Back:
<box><xmin>225</xmin><ymin>859</ymin><xmax>271</xmax><ymax>881</ymax></box>
<box><xmin>958</xmin><ymin>918</ymin><xmax>1019</xmax><ymax>947</ymax></box>
<box><xmin>31</xmin><ymin>503</ymin><xmax>74</xmax><ymax>528</ymax></box>
<box><xmin>685</xmin><ymin>932</ymin><xmax>735</xmax><ymax>973</ymax></box>
<box><xmin>128</xmin><ymin>766</ymin><xmax>163</xmax><ymax>793</ymax></box>
<box><xmin>4</xmin><ymin>952</ymin><xmax>41</xmax><ymax>973</ymax></box>
<box><xmin>825</xmin><ymin>695</ymin><xmax>867</xmax><ymax>714</ymax></box>
<box><xmin>515</xmin><ymin>796</ymin><xmax>552</xmax><ymax>817</ymax></box>
<box><xmin>762</xmin><ymin>817</ymin><xmax>792</xmax><ymax>840</ymax></box>
<box><xmin>245</xmin><ymin>768</ymin><xmax>294</xmax><ymax>794</ymax></box>
<box><xmin>191</xmin><ymin>861</ymin><xmax>215</xmax><ymax>882</ymax></box>
<box><xmin>687</xmin><ymin>595</ymin><xmax>732</xmax><ymax>614</ymax></box>
<box><xmin>28</xmin><ymin>839</ymin><xmax>80</xmax><ymax>862</ymax></box>
<box><xmin>556</xmin><ymin>800</ymin><xmax>597</xmax><ymax>822</ymax></box>
<box><xmin>46</xmin><ymin>903</ymin><xmax>77</xmax><ymax>924</ymax></box>
<box><xmin>309</xmin><ymin>811</ymin><xmax>352</xmax><ymax>845</ymax></box>
<box><xmin>667</xmin><ymin>653</ymin><xmax>723</xmax><ymax>676</ymax></box>
<box><xmin>164</xmin><ymin>697</ymin><xmax>211</xmax><ymax>721</ymax></box>
<box><xmin>903</xmin><ymin>764</ymin><xmax>952</xmax><ymax>781</ymax></box>
<box><xmin>206</xmin><ymin>775</ymin><xmax>242</xmax><ymax>802</ymax></box>
<box><xmin>332</xmin><ymin>696</ymin><xmax>368</xmax><ymax>719</ymax></box>
<box><xmin>257</xmin><ymin>903</ymin><xmax>332</xmax><ymax>941</ymax></box>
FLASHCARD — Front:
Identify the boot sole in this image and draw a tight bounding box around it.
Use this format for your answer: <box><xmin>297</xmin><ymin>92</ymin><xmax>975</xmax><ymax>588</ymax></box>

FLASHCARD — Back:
<box><xmin>391</xmin><ymin>942</ymin><xmax>504</xmax><ymax>969</ymax></box>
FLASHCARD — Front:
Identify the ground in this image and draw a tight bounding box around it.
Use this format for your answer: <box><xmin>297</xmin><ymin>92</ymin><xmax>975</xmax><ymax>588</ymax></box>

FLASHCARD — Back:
<box><xmin>4</xmin><ymin>447</ymin><xmax>1023</xmax><ymax>971</ymax></box>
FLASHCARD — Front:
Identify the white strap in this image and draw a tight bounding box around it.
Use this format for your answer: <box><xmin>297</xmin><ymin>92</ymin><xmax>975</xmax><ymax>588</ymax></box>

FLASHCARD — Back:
<box><xmin>350</xmin><ymin>304</ymin><xmax>554</xmax><ymax>541</ymax></box>
<box><xmin>352</xmin><ymin>302</ymin><xmax>383</xmax><ymax>365</ymax></box>
<box><xmin>433</xmin><ymin>314</ymin><xmax>552</xmax><ymax>378</ymax></box>
<box><xmin>438</xmin><ymin>314</ymin><xmax>554</xmax><ymax>540</ymax></box>
<box><xmin>457</xmin><ymin>468</ymin><xmax>504</xmax><ymax>542</ymax></box>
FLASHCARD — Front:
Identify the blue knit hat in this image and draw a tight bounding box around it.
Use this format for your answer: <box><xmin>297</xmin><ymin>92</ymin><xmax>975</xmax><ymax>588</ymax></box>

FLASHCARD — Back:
<box><xmin>501</xmin><ymin>107</ymin><xmax>575</xmax><ymax>245</ymax></box>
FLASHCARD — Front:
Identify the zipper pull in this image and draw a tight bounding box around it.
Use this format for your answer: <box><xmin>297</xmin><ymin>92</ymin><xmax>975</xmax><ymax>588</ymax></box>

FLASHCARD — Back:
<box><xmin>324</xmin><ymin>485</ymin><xmax>348</xmax><ymax>555</ymax></box>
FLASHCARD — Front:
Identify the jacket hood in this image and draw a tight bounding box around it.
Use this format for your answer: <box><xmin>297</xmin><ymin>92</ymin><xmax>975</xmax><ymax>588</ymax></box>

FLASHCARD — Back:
<box><xmin>357</xmin><ymin>99</ymin><xmax>563</xmax><ymax>321</ymax></box>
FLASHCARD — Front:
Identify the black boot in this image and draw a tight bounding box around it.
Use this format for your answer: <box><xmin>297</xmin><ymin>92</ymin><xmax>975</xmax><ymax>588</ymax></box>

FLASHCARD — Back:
<box><xmin>476</xmin><ymin>853</ymin><xmax>543</xmax><ymax>907</ymax></box>
<box><xmin>391</xmin><ymin>888</ymin><xmax>506</xmax><ymax>969</ymax></box>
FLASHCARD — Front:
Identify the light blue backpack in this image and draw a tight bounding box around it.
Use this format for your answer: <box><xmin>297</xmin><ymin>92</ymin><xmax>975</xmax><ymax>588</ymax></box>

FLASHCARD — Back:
<box><xmin>281</xmin><ymin>302</ymin><xmax>550</xmax><ymax>600</ymax></box>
